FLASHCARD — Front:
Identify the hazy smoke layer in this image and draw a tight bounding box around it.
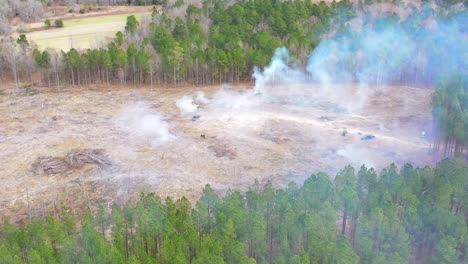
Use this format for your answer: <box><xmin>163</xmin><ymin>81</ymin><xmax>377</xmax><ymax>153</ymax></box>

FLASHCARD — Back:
<box><xmin>253</xmin><ymin>13</ymin><xmax>466</xmax><ymax>86</ymax></box>
<box><xmin>337</xmin><ymin>146</ymin><xmax>378</xmax><ymax>169</ymax></box>
<box><xmin>306</xmin><ymin>14</ymin><xmax>467</xmax><ymax>84</ymax></box>
<box><xmin>117</xmin><ymin>103</ymin><xmax>175</xmax><ymax>145</ymax></box>
<box><xmin>246</xmin><ymin>11</ymin><xmax>467</xmax><ymax>167</ymax></box>
<box><xmin>210</xmin><ymin>85</ymin><xmax>262</xmax><ymax>110</ymax></box>
<box><xmin>195</xmin><ymin>91</ymin><xmax>210</xmax><ymax>104</ymax></box>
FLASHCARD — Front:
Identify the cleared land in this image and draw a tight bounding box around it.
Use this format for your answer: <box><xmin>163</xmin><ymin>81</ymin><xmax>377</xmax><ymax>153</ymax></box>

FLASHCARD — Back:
<box><xmin>19</xmin><ymin>11</ymin><xmax>150</xmax><ymax>50</ymax></box>
<box><xmin>0</xmin><ymin>83</ymin><xmax>434</xmax><ymax>221</ymax></box>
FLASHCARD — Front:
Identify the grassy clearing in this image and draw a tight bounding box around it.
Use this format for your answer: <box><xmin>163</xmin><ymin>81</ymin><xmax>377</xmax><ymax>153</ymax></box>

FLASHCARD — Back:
<box><xmin>31</xmin><ymin>32</ymin><xmax>117</xmax><ymax>51</ymax></box>
<box><xmin>30</xmin><ymin>13</ymin><xmax>142</xmax><ymax>29</ymax></box>
<box><xmin>24</xmin><ymin>13</ymin><xmax>149</xmax><ymax>51</ymax></box>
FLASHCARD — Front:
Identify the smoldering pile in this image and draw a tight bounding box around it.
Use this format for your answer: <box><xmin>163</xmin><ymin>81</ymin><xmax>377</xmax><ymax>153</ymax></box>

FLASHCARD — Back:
<box><xmin>32</xmin><ymin>149</ymin><xmax>111</xmax><ymax>175</ymax></box>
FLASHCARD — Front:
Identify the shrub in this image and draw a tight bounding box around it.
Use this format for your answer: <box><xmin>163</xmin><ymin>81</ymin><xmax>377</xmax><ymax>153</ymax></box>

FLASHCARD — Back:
<box><xmin>44</xmin><ymin>19</ymin><xmax>51</xmax><ymax>27</ymax></box>
<box><xmin>17</xmin><ymin>34</ymin><xmax>29</xmax><ymax>45</ymax></box>
<box><xmin>174</xmin><ymin>0</ymin><xmax>184</xmax><ymax>8</ymax></box>
<box><xmin>54</xmin><ymin>19</ymin><xmax>64</xmax><ymax>28</ymax></box>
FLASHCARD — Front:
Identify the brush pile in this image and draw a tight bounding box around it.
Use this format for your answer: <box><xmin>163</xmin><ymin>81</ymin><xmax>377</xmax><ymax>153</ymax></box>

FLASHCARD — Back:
<box><xmin>67</xmin><ymin>149</ymin><xmax>111</xmax><ymax>168</ymax></box>
<box><xmin>32</xmin><ymin>149</ymin><xmax>111</xmax><ymax>175</ymax></box>
<box><xmin>31</xmin><ymin>157</ymin><xmax>70</xmax><ymax>175</ymax></box>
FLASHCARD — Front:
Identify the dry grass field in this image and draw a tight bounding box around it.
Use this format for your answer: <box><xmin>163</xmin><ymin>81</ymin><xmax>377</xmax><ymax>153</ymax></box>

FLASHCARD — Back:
<box><xmin>0</xmin><ymin>83</ymin><xmax>435</xmax><ymax>221</ymax></box>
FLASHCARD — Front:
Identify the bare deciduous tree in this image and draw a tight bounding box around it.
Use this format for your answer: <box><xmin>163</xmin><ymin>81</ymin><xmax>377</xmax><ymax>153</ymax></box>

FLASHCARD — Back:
<box><xmin>0</xmin><ymin>15</ymin><xmax>11</xmax><ymax>35</ymax></box>
<box><xmin>1</xmin><ymin>39</ymin><xmax>20</xmax><ymax>87</ymax></box>
<box><xmin>48</xmin><ymin>49</ymin><xmax>62</xmax><ymax>90</ymax></box>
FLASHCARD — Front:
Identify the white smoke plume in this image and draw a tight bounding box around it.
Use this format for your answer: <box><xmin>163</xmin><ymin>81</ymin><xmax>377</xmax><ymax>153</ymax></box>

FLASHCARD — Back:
<box><xmin>176</xmin><ymin>91</ymin><xmax>211</xmax><ymax>115</ymax></box>
<box><xmin>194</xmin><ymin>91</ymin><xmax>210</xmax><ymax>104</ymax></box>
<box><xmin>117</xmin><ymin>103</ymin><xmax>175</xmax><ymax>146</ymax></box>
<box><xmin>210</xmin><ymin>85</ymin><xmax>262</xmax><ymax>110</ymax></box>
<box><xmin>337</xmin><ymin>145</ymin><xmax>378</xmax><ymax>169</ymax></box>
<box><xmin>176</xmin><ymin>96</ymin><xmax>198</xmax><ymax>115</ymax></box>
<box><xmin>252</xmin><ymin>47</ymin><xmax>306</xmax><ymax>94</ymax></box>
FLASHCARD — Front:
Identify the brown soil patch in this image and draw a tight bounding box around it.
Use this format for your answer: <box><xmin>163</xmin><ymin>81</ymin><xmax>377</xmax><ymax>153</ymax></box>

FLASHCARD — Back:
<box><xmin>208</xmin><ymin>141</ymin><xmax>238</xmax><ymax>160</ymax></box>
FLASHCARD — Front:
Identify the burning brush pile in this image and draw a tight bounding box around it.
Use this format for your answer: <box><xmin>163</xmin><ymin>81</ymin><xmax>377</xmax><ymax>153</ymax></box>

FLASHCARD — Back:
<box><xmin>31</xmin><ymin>149</ymin><xmax>111</xmax><ymax>175</ymax></box>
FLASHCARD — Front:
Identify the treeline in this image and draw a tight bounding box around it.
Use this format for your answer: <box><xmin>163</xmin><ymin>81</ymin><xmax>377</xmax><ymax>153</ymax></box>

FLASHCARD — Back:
<box><xmin>1</xmin><ymin>158</ymin><xmax>466</xmax><ymax>263</ymax></box>
<box><xmin>432</xmin><ymin>74</ymin><xmax>467</xmax><ymax>158</ymax></box>
<box><xmin>1</xmin><ymin>0</ymin><xmax>466</xmax><ymax>89</ymax></box>
<box><xmin>0</xmin><ymin>0</ymin><xmax>357</xmax><ymax>88</ymax></box>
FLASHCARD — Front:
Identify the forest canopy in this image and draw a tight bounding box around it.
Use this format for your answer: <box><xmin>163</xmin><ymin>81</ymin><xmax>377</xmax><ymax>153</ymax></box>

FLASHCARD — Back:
<box><xmin>432</xmin><ymin>74</ymin><xmax>467</xmax><ymax>157</ymax></box>
<box><xmin>0</xmin><ymin>158</ymin><xmax>466</xmax><ymax>264</ymax></box>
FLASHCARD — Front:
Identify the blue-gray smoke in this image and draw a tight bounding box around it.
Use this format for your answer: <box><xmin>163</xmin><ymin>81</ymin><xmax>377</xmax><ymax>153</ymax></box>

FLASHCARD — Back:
<box><xmin>255</xmin><ymin>10</ymin><xmax>467</xmax><ymax>86</ymax></box>
<box><xmin>307</xmin><ymin>12</ymin><xmax>467</xmax><ymax>85</ymax></box>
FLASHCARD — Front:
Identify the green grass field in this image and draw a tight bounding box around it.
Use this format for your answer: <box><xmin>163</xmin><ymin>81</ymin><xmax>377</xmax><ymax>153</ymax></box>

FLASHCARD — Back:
<box><xmin>24</xmin><ymin>13</ymin><xmax>149</xmax><ymax>51</ymax></box>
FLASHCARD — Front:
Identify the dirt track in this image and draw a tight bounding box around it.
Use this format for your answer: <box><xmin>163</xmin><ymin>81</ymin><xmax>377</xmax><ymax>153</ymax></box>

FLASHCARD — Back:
<box><xmin>0</xmin><ymin>83</ymin><xmax>434</xmax><ymax>221</ymax></box>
